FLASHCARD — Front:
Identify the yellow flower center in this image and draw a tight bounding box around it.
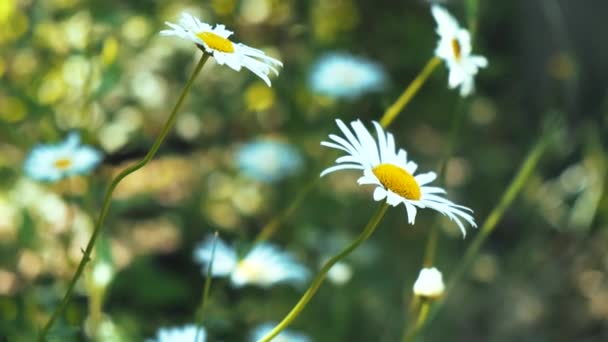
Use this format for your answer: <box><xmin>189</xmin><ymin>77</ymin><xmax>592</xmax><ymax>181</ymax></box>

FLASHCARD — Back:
<box><xmin>372</xmin><ymin>163</ymin><xmax>421</xmax><ymax>200</ymax></box>
<box><xmin>54</xmin><ymin>158</ymin><xmax>73</xmax><ymax>170</ymax></box>
<box><xmin>451</xmin><ymin>38</ymin><xmax>462</xmax><ymax>61</ymax></box>
<box><xmin>196</xmin><ymin>31</ymin><xmax>234</xmax><ymax>53</ymax></box>
<box><xmin>236</xmin><ymin>259</ymin><xmax>263</xmax><ymax>280</ymax></box>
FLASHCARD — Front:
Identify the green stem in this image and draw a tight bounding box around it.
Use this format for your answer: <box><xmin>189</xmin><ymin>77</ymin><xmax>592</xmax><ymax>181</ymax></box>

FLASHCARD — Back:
<box><xmin>422</xmin><ymin>99</ymin><xmax>465</xmax><ymax>267</ymax></box>
<box><xmin>38</xmin><ymin>53</ymin><xmax>210</xmax><ymax>341</ymax></box>
<box><xmin>423</xmin><ymin>135</ymin><xmax>550</xmax><ymax>329</ymax></box>
<box><xmin>447</xmin><ymin>137</ymin><xmax>548</xmax><ymax>293</ymax></box>
<box><xmin>195</xmin><ymin>231</ymin><xmax>218</xmax><ymax>342</ymax></box>
<box><xmin>259</xmin><ymin>203</ymin><xmax>389</xmax><ymax>342</ymax></box>
<box><xmin>403</xmin><ymin>300</ymin><xmax>431</xmax><ymax>342</ymax></box>
<box><xmin>255</xmin><ymin>179</ymin><xmax>317</xmax><ymax>243</ymax></box>
<box><xmin>379</xmin><ymin>57</ymin><xmax>441</xmax><ymax>128</ymax></box>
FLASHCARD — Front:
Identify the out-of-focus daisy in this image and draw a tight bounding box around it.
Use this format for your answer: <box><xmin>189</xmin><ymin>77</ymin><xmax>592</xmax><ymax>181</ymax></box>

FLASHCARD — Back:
<box><xmin>24</xmin><ymin>132</ymin><xmax>102</xmax><ymax>182</ymax></box>
<box><xmin>309</xmin><ymin>53</ymin><xmax>386</xmax><ymax>99</ymax></box>
<box><xmin>249</xmin><ymin>323</ymin><xmax>311</xmax><ymax>342</ymax></box>
<box><xmin>320</xmin><ymin>119</ymin><xmax>476</xmax><ymax>237</ymax></box>
<box><xmin>160</xmin><ymin>12</ymin><xmax>282</xmax><ymax>86</ymax></box>
<box><xmin>326</xmin><ymin>260</ymin><xmax>353</xmax><ymax>286</ymax></box>
<box><xmin>236</xmin><ymin>140</ymin><xmax>303</xmax><ymax>183</ymax></box>
<box><xmin>431</xmin><ymin>5</ymin><xmax>488</xmax><ymax>96</ymax></box>
<box><xmin>147</xmin><ymin>324</ymin><xmax>206</xmax><ymax>342</ymax></box>
<box><xmin>413</xmin><ymin>267</ymin><xmax>445</xmax><ymax>300</ymax></box>
<box><xmin>194</xmin><ymin>236</ymin><xmax>309</xmax><ymax>288</ymax></box>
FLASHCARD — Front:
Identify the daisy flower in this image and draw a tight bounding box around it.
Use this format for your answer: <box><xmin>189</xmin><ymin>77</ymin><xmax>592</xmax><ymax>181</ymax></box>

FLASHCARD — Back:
<box><xmin>249</xmin><ymin>323</ymin><xmax>311</xmax><ymax>342</ymax></box>
<box><xmin>309</xmin><ymin>53</ymin><xmax>386</xmax><ymax>99</ymax></box>
<box><xmin>320</xmin><ymin>119</ymin><xmax>476</xmax><ymax>237</ymax></box>
<box><xmin>431</xmin><ymin>5</ymin><xmax>488</xmax><ymax>96</ymax></box>
<box><xmin>194</xmin><ymin>236</ymin><xmax>309</xmax><ymax>288</ymax></box>
<box><xmin>236</xmin><ymin>140</ymin><xmax>303</xmax><ymax>183</ymax></box>
<box><xmin>413</xmin><ymin>267</ymin><xmax>445</xmax><ymax>300</ymax></box>
<box><xmin>24</xmin><ymin>132</ymin><xmax>103</xmax><ymax>182</ymax></box>
<box><xmin>147</xmin><ymin>325</ymin><xmax>206</xmax><ymax>342</ymax></box>
<box><xmin>160</xmin><ymin>12</ymin><xmax>283</xmax><ymax>86</ymax></box>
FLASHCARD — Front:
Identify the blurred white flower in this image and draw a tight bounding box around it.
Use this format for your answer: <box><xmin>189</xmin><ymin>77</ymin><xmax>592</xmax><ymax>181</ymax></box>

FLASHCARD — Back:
<box><xmin>309</xmin><ymin>53</ymin><xmax>386</xmax><ymax>99</ymax></box>
<box><xmin>431</xmin><ymin>5</ymin><xmax>488</xmax><ymax>96</ymax></box>
<box><xmin>413</xmin><ymin>267</ymin><xmax>445</xmax><ymax>299</ymax></box>
<box><xmin>320</xmin><ymin>119</ymin><xmax>476</xmax><ymax>237</ymax></box>
<box><xmin>194</xmin><ymin>236</ymin><xmax>309</xmax><ymax>288</ymax></box>
<box><xmin>326</xmin><ymin>261</ymin><xmax>353</xmax><ymax>286</ymax></box>
<box><xmin>23</xmin><ymin>132</ymin><xmax>102</xmax><ymax>182</ymax></box>
<box><xmin>147</xmin><ymin>324</ymin><xmax>205</xmax><ymax>342</ymax></box>
<box><xmin>91</xmin><ymin>262</ymin><xmax>114</xmax><ymax>288</ymax></box>
<box><xmin>161</xmin><ymin>12</ymin><xmax>282</xmax><ymax>86</ymax></box>
<box><xmin>249</xmin><ymin>322</ymin><xmax>311</xmax><ymax>342</ymax></box>
<box><xmin>236</xmin><ymin>140</ymin><xmax>303</xmax><ymax>183</ymax></box>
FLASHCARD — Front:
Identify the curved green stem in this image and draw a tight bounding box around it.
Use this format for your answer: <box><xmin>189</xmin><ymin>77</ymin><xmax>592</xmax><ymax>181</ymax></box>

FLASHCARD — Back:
<box><xmin>195</xmin><ymin>231</ymin><xmax>218</xmax><ymax>342</ymax></box>
<box><xmin>38</xmin><ymin>53</ymin><xmax>210</xmax><ymax>341</ymax></box>
<box><xmin>422</xmin><ymin>99</ymin><xmax>465</xmax><ymax>267</ymax></box>
<box><xmin>422</xmin><ymin>135</ymin><xmax>551</xmax><ymax>329</ymax></box>
<box><xmin>255</xmin><ymin>179</ymin><xmax>318</xmax><ymax>243</ymax></box>
<box><xmin>259</xmin><ymin>203</ymin><xmax>389</xmax><ymax>342</ymax></box>
<box><xmin>403</xmin><ymin>300</ymin><xmax>431</xmax><ymax>342</ymax></box>
<box><xmin>447</xmin><ymin>137</ymin><xmax>548</xmax><ymax>293</ymax></box>
<box><xmin>379</xmin><ymin>57</ymin><xmax>441</xmax><ymax>128</ymax></box>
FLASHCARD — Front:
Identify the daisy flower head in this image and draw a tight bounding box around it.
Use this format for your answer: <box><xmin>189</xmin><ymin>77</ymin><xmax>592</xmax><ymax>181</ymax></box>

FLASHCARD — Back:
<box><xmin>236</xmin><ymin>140</ymin><xmax>303</xmax><ymax>183</ymax></box>
<box><xmin>147</xmin><ymin>325</ymin><xmax>206</xmax><ymax>342</ymax></box>
<box><xmin>309</xmin><ymin>53</ymin><xmax>387</xmax><ymax>99</ymax></box>
<box><xmin>249</xmin><ymin>323</ymin><xmax>311</xmax><ymax>342</ymax></box>
<box><xmin>194</xmin><ymin>236</ymin><xmax>310</xmax><ymax>288</ymax></box>
<box><xmin>24</xmin><ymin>132</ymin><xmax>103</xmax><ymax>182</ymax></box>
<box><xmin>413</xmin><ymin>267</ymin><xmax>445</xmax><ymax>300</ymax></box>
<box><xmin>160</xmin><ymin>12</ymin><xmax>283</xmax><ymax>86</ymax></box>
<box><xmin>431</xmin><ymin>5</ymin><xmax>488</xmax><ymax>96</ymax></box>
<box><xmin>320</xmin><ymin>119</ymin><xmax>476</xmax><ymax>237</ymax></box>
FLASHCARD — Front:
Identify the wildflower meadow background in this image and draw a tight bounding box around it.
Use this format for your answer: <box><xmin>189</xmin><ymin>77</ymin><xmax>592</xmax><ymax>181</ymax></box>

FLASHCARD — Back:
<box><xmin>1</xmin><ymin>0</ymin><xmax>607</xmax><ymax>341</ymax></box>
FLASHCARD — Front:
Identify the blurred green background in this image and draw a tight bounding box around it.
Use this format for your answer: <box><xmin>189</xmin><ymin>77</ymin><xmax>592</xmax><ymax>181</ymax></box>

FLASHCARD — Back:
<box><xmin>1</xmin><ymin>0</ymin><xmax>607</xmax><ymax>341</ymax></box>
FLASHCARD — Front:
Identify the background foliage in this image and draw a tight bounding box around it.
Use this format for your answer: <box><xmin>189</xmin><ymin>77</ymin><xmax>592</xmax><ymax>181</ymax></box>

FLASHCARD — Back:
<box><xmin>1</xmin><ymin>0</ymin><xmax>607</xmax><ymax>341</ymax></box>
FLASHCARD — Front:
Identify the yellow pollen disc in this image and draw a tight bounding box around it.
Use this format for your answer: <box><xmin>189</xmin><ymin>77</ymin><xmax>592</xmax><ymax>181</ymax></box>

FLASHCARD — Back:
<box><xmin>451</xmin><ymin>38</ymin><xmax>462</xmax><ymax>60</ymax></box>
<box><xmin>196</xmin><ymin>31</ymin><xmax>235</xmax><ymax>53</ymax></box>
<box><xmin>372</xmin><ymin>163</ymin><xmax>421</xmax><ymax>200</ymax></box>
<box><xmin>54</xmin><ymin>158</ymin><xmax>73</xmax><ymax>170</ymax></box>
<box><xmin>236</xmin><ymin>260</ymin><xmax>263</xmax><ymax>279</ymax></box>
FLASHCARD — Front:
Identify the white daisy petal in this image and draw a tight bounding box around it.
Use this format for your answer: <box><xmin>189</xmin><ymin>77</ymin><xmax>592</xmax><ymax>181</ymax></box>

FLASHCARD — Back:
<box><xmin>320</xmin><ymin>163</ymin><xmax>365</xmax><ymax>177</ymax></box>
<box><xmin>230</xmin><ymin>243</ymin><xmax>309</xmax><ymax>288</ymax></box>
<box><xmin>415</xmin><ymin>172</ymin><xmax>437</xmax><ymax>186</ymax></box>
<box><xmin>193</xmin><ymin>236</ymin><xmax>238</xmax><ymax>277</ymax></box>
<box><xmin>404</xmin><ymin>202</ymin><xmax>418</xmax><ymax>224</ymax></box>
<box><xmin>373</xmin><ymin>187</ymin><xmax>387</xmax><ymax>201</ymax></box>
<box><xmin>249</xmin><ymin>323</ymin><xmax>311</xmax><ymax>342</ymax></box>
<box><xmin>149</xmin><ymin>324</ymin><xmax>206</xmax><ymax>342</ymax></box>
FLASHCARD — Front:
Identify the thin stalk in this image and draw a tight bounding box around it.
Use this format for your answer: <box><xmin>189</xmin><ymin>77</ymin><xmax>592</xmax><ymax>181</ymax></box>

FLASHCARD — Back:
<box><xmin>195</xmin><ymin>231</ymin><xmax>218</xmax><ymax>342</ymax></box>
<box><xmin>379</xmin><ymin>57</ymin><xmax>441</xmax><ymax>128</ymax></box>
<box><xmin>38</xmin><ymin>53</ymin><xmax>210</xmax><ymax>341</ymax></box>
<box><xmin>422</xmin><ymin>99</ymin><xmax>465</xmax><ymax>267</ymax></box>
<box><xmin>255</xmin><ymin>179</ymin><xmax>317</xmax><ymax>243</ymax></box>
<box><xmin>403</xmin><ymin>301</ymin><xmax>431</xmax><ymax>342</ymax></box>
<box><xmin>423</xmin><ymin>135</ymin><xmax>551</xmax><ymax>330</ymax></box>
<box><xmin>447</xmin><ymin>137</ymin><xmax>549</xmax><ymax>293</ymax></box>
<box><xmin>259</xmin><ymin>203</ymin><xmax>389</xmax><ymax>342</ymax></box>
